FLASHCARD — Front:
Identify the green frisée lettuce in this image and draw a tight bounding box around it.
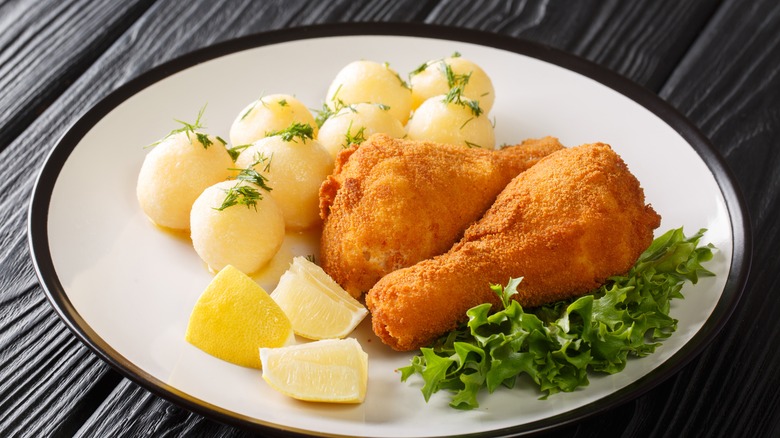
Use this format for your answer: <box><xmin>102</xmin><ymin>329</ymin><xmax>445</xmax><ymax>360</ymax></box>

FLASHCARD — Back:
<box><xmin>398</xmin><ymin>228</ymin><xmax>715</xmax><ymax>409</ymax></box>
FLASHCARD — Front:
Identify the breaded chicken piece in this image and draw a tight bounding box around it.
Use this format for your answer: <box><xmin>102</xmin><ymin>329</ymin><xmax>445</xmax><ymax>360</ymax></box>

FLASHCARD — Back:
<box><xmin>366</xmin><ymin>143</ymin><xmax>661</xmax><ymax>351</ymax></box>
<box><xmin>319</xmin><ymin>133</ymin><xmax>564</xmax><ymax>298</ymax></box>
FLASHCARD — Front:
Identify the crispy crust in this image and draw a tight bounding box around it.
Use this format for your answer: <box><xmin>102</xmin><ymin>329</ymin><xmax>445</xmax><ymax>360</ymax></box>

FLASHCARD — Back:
<box><xmin>366</xmin><ymin>143</ymin><xmax>661</xmax><ymax>351</ymax></box>
<box><xmin>318</xmin><ymin>133</ymin><xmax>564</xmax><ymax>298</ymax></box>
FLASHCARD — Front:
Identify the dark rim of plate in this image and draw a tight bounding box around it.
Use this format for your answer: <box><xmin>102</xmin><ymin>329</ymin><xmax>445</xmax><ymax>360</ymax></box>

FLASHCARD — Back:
<box><xmin>27</xmin><ymin>22</ymin><xmax>752</xmax><ymax>438</ymax></box>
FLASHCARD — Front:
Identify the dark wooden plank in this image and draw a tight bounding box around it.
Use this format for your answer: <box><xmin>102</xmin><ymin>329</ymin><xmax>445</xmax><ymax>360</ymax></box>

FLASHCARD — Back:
<box><xmin>0</xmin><ymin>0</ymin><xmax>155</xmax><ymax>154</ymax></box>
<box><xmin>425</xmin><ymin>0</ymin><xmax>722</xmax><ymax>91</ymax></box>
<box><xmin>0</xmin><ymin>1</ymin><xmax>154</xmax><ymax>435</ymax></box>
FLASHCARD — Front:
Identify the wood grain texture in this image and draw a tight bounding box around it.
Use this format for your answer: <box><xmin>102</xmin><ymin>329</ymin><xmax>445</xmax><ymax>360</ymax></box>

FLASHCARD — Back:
<box><xmin>0</xmin><ymin>1</ymin><xmax>153</xmax><ymax>434</ymax></box>
<box><xmin>424</xmin><ymin>0</ymin><xmax>721</xmax><ymax>90</ymax></box>
<box><xmin>0</xmin><ymin>0</ymin><xmax>155</xmax><ymax>154</ymax></box>
<box><xmin>1</xmin><ymin>0</ymin><xmax>777</xmax><ymax>436</ymax></box>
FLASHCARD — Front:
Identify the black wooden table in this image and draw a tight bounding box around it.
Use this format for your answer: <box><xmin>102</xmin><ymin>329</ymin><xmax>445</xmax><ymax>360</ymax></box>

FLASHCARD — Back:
<box><xmin>2</xmin><ymin>1</ymin><xmax>778</xmax><ymax>436</ymax></box>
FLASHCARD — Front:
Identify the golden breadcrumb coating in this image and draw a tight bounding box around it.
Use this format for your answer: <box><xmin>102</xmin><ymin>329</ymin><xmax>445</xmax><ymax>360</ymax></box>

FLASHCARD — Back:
<box><xmin>319</xmin><ymin>133</ymin><xmax>564</xmax><ymax>298</ymax></box>
<box><xmin>366</xmin><ymin>143</ymin><xmax>661</xmax><ymax>351</ymax></box>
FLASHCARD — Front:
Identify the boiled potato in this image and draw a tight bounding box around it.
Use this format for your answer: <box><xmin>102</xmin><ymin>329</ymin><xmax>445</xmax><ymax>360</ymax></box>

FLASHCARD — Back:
<box><xmin>318</xmin><ymin>102</ymin><xmax>406</xmax><ymax>159</ymax></box>
<box><xmin>410</xmin><ymin>56</ymin><xmax>495</xmax><ymax>113</ymax></box>
<box><xmin>235</xmin><ymin>132</ymin><xmax>333</xmax><ymax>230</ymax></box>
<box><xmin>325</xmin><ymin>60</ymin><xmax>412</xmax><ymax>124</ymax></box>
<box><xmin>190</xmin><ymin>180</ymin><xmax>285</xmax><ymax>274</ymax></box>
<box><xmin>229</xmin><ymin>94</ymin><xmax>317</xmax><ymax>147</ymax></box>
<box><xmin>405</xmin><ymin>95</ymin><xmax>495</xmax><ymax>149</ymax></box>
<box><xmin>137</xmin><ymin>131</ymin><xmax>233</xmax><ymax>230</ymax></box>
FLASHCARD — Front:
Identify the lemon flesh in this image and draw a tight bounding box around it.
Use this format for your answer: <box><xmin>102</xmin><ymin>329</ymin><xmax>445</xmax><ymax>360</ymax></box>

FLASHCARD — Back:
<box><xmin>260</xmin><ymin>338</ymin><xmax>368</xmax><ymax>403</ymax></box>
<box><xmin>185</xmin><ymin>265</ymin><xmax>293</xmax><ymax>368</ymax></box>
<box><xmin>271</xmin><ymin>256</ymin><xmax>368</xmax><ymax>340</ymax></box>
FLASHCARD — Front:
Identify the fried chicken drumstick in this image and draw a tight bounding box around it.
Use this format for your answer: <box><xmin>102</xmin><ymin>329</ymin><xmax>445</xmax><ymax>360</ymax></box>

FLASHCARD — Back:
<box><xmin>319</xmin><ymin>134</ymin><xmax>564</xmax><ymax>298</ymax></box>
<box><xmin>366</xmin><ymin>143</ymin><xmax>661</xmax><ymax>351</ymax></box>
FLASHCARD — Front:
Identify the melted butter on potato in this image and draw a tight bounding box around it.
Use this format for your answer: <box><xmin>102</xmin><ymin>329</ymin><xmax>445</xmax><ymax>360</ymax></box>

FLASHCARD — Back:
<box><xmin>229</xmin><ymin>94</ymin><xmax>317</xmax><ymax>147</ymax></box>
<box><xmin>318</xmin><ymin>103</ymin><xmax>406</xmax><ymax>159</ymax></box>
<box><xmin>406</xmin><ymin>95</ymin><xmax>495</xmax><ymax>149</ymax></box>
<box><xmin>325</xmin><ymin>61</ymin><xmax>412</xmax><ymax>124</ymax></box>
<box><xmin>190</xmin><ymin>180</ymin><xmax>285</xmax><ymax>275</ymax></box>
<box><xmin>137</xmin><ymin>131</ymin><xmax>233</xmax><ymax>230</ymax></box>
<box><xmin>409</xmin><ymin>56</ymin><xmax>495</xmax><ymax>113</ymax></box>
<box><xmin>235</xmin><ymin>131</ymin><xmax>333</xmax><ymax>230</ymax></box>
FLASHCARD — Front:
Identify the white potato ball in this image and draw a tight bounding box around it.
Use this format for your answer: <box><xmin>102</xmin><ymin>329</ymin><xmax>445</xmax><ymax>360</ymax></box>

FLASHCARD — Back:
<box><xmin>406</xmin><ymin>95</ymin><xmax>495</xmax><ymax>149</ymax></box>
<box><xmin>190</xmin><ymin>180</ymin><xmax>285</xmax><ymax>274</ymax></box>
<box><xmin>137</xmin><ymin>131</ymin><xmax>233</xmax><ymax>230</ymax></box>
<box><xmin>317</xmin><ymin>103</ymin><xmax>406</xmax><ymax>159</ymax></box>
<box><xmin>325</xmin><ymin>60</ymin><xmax>412</xmax><ymax>124</ymax></box>
<box><xmin>229</xmin><ymin>94</ymin><xmax>317</xmax><ymax>147</ymax></box>
<box><xmin>410</xmin><ymin>56</ymin><xmax>495</xmax><ymax>113</ymax></box>
<box><xmin>235</xmin><ymin>134</ymin><xmax>333</xmax><ymax>230</ymax></box>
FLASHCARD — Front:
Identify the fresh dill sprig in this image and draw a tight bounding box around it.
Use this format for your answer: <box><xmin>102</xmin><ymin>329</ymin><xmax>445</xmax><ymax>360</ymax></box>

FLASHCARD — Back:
<box><xmin>343</xmin><ymin>120</ymin><xmax>368</xmax><ymax>148</ymax></box>
<box><xmin>315</xmin><ymin>84</ymin><xmax>355</xmax><ymax>127</ymax></box>
<box><xmin>409</xmin><ymin>52</ymin><xmax>462</xmax><ymax>78</ymax></box>
<box><xmin>147</xmin><ymin>105</ymin><xmax>210</xmax><ymax>148</ymax></box>
<box><xmin>217</xmin><ymin>153</ymin><xmax>274</xmax><ymax>211</ymax></box>
<box><xmin>215</xmin><ymin>184</ymin><xmax>262</xmax><ymax>211</ymax></box>
<box><xmin>442</xmin><ymin>73</ymin><xmax>483</xmax><ymax>118</ymax></box>
<box><xmin>235</xmin><ymin>167</ymin><xmax>272</xmax><ymax>192</ymax></box>
<box><xmin>315</xmin><ymin>102</ymin><xmax>336</xmax><ymax>127</ymax></box>
<box><xmin>433</xmin><ymin>59</ymin><xmax>483</xmax><ymax>119</ymax></box>
<box><xmin>384</xmin><ymin>61</ymin><xmax>410</xmax><ymax>90</ymax></box>
<box><xmin>278</xmin><ymin>98</ymin><xmax>288</xmax><ymax>107</ymax></box>
<box><xmin>227</xmin><ymin>144</ymin><xmax>252</xmax><ymax>161</ymax></box>
<box><xmin>240</xmin><ymin>93</ymin><xmax>266</xmax><ymax>120</ymax></box>
<box><xmin>266</xmin><ymin>122</ymin><xmax>314</xmax><ymax>143</ymax></box>
<box><xmin>255</xmin><ymin>151</ymin><xmax>273</xmax><ymax>173</ymax></box>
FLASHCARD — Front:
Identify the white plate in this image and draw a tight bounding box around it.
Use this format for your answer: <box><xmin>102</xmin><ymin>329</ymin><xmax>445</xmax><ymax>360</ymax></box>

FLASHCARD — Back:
<box><xmin>29</xmin><ymin>24</ymin><xmax>750</xmax><ymax>437</ymax></box>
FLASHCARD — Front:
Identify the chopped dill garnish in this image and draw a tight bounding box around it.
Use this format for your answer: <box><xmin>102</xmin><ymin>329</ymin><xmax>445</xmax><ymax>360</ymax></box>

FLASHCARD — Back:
<box><xmin>215</xmin><ymin>184</ymin><xmax>262</xmax><ymax>211</ymax></box>
<box><xmin>240</xmin><ymin>103</ymin><xmax>255</xmax><ymax>120</ymax></box>
<box><xmin>315</xmin><ymin>102</ymin><xmax>336</xmax><ymax>127</ymax></box>
<box><xmin>195</xmin><ymin>132</ymin><xmax>213</xmax><ymax>148</ymax></box>
<box><xmin>227</xmin><ymin>144</ymin><xmax>252</xmax><ymax>161</ymax></box>
<box><xmin>344</xmin><ymin>120</ymin><xmax>368</xmax><ymax>148</ymax></box>
<box><xmin>217</xmin><ymin>152</ymin><xmax>273</xmax><ymax>211</ymax></box>
<box><xmin>409</xmin><ymin>61</ymin><xmax>430</xmax><ymax>77</ymax></box>
<box><xmin>377</xmin><ymin>103</ymin><xmax>391</xmax><ymax>111</ymax></box>
<box><xmin>436</xmin><ymin>62</ymin><xmax>483</xmax><ymax>118</ymax></box>
<box><xmin>251</xmin><ymin>151</ymin><xmax>273</xmax><ymax>173</ymax></box>
<box><xmin>409</xmin><ymin>52</ymin><xmax>462</xmax><ymax>78</ymax></box>
<box><xmin>266</xmin><ymin>122</ymin><xmax>315</xmax><ymax>143</ymax></box>
<box><xmin>235</xmin><ymin>167</ymin><xmax>273</xmax><ymax>192</ymax></box>
<box><xmin>464</xmin><ymin>141</ymin><xmax>482</xmax><ymax>149</ymax></box>
<box><xmin>278</xmin><ymin>99</ymin><xmax>288</xmax><ymax>107</ymax></box>
<box><xmin>147</xmin><ymin>105</ymin><xmax>210</xmax><ymax>148</ymax></box>
<box><xmin>316</xmin><ymin>84</ymin><xmax>360</xmax><ymax>127</ymax></box>
<box><xmin>384</xmin><ymin>62</ymin><xmax>410</xmax><ymax>89</ymax></box>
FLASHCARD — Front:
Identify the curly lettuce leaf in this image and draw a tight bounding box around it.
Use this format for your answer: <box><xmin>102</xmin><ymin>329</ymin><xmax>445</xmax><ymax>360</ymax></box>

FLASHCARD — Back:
<box><xmin>398</xmin><ymin>228</ymin><xmax>715</xmax><ymax>409</ymax></box>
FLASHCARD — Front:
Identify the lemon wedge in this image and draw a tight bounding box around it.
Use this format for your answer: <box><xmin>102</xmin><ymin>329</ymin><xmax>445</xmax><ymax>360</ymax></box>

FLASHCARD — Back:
<box><xmin>185</xmin><ymin>265</ymin><xmax>293</xmax><ymax>368</ymax></box>
<box><xmin>270</xmin><ymin>256</ymin><xmax>368</xmax><ymax>340</ymax></box>
<box><xmin>260</xmin><ymin>338</ymin><xmax>368</xmax><ymax>403</ymax></box>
